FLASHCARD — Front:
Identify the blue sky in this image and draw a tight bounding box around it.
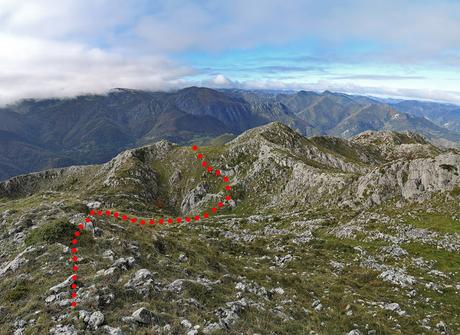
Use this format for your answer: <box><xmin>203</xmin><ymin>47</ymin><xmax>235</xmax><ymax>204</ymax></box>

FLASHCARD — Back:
<box><xmin>0</xmin><ymin>0</ymin><xmax>459</xmax><ymax>104</ymax></box>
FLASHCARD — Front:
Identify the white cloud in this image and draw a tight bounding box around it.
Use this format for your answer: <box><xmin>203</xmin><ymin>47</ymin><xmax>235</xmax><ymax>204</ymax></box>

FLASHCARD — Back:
<box><xmin>131</xmin><ymin>0</ymin><xmax>460</xmax><ymax>62</ymax></box>
<box><xmin>210</xmin><ymin>74</ymin><xmax>233</xmax><ymax>87</ymax></box>
<box><xmin>0</xmin><ymin>0</ymin><xmax>459</xmax><ymax>104</ymax></box>
<box><xmin>222</xmin><ymin>77</ymin><xmax>460</xmax><ymax>105</ymax></box>
<box><xmin>0</xmin><ymin>33</ymin><xmax>193</xmax><ymax>104</ymax></box>
<box><xmin>0</xmin><ymin>0</ymin><xmax>198</xmax><ymax>104</ymax></box>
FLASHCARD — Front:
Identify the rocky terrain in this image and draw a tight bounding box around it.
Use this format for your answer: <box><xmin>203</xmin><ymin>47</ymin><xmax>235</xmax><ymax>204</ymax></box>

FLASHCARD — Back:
<box><xmin>0</xmin><ymin>122</ymin><xmax>459</xmax><ymax>334</ymax></box>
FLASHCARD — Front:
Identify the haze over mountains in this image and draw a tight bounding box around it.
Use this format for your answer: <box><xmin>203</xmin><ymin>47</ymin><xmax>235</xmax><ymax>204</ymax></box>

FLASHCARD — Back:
<box><xmin>1</xmin><ymin>86</ymin><xmax>460</xmax><ymax>181</ymax></box>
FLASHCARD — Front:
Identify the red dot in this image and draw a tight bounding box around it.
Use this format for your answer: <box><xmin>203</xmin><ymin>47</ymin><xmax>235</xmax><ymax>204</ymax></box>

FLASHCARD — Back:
<box><xmin>159</xmin><ymin>218</ymin><xmax>164</xmax><ymax>225</ymax></box>
<box><xmin>71</xmin><ymin>248</ymin><xmax>77</xmax><ymax>254</ymax></box>
<box><xmin>225</xmin><ymin>185</ymin><xmax>231</xmax><ymax>191</ymax></box>
<box><xmin>74</xmin><ymin>231</ymin><xmax>80</xmax><ymax>237</ymax></box>
<box><xmin>192</xmin><ymin>145</ymin><xmax>198</xmax><ymax>151</ymax></box>
<box><xmin>185</xmin><ymin>217</ymin><xmax>191</xmax><ymax>223</ymax></box>
<box><xmin>130</xmin><ymin>217</ymin><xmax>137</xmax><ymax>223</ymax></box>
<box><xmin>97</xmin><ymin>210</ymin><xmax>103</xmax><ymax>216</ymax></box>
<box><xmin>72</xmin><ymin>256</ymin><xmax>78</xmax><ymax>262</ymax></box>
<box><xmin>194</xmin><ymin>215</ymin><xmax>200</xmax><ymax>221</ymax></box>
<box><xmin>215</xmin><ymin>170</ymin><xmax>221</xmax><ymax>176</ymax></box>
<box><xmin>73</xmin><ymin>265</ymin><xmax>78</xmax><ymax>272</ymax></box>
<box><xmin>203</xmin><ymin>213</ymin><xmax>209</xmax><ymax>218</ymax></box>
<box><xmin>71</xmin><ymin>283</ymin><xmax>77</xmax><ymax>289</ymax></box>
<box><xmin>89</xmin><ymin>209</ymin><xmax>95</xmax><ymax>215</ymax></box>
<box><xmin>114</xmin><ymin>212</ymin><xmax>119</xmax><ymax>218</ymax></box>
<box><xmin>122</xmin><ymin>215</ymin><xmax>128</xmax><ymax>221</ymax></box>
<box><xmin>85</xmin><ymin>218</ymin><xmax>91</xmax><ymax>223</ymax></box>
<box><xmin>71</xmin><ymin>302</ymin><xmax>77</xmax><ymax>308</ymax></box>
<box><xmin>211</xmin><ymin>207</ymin><xmax>217</xmax><ymax>213</ymax></box>
<box><xmin>72</xmin><ymin>275</ymin><xmax>77</xmax><ymax>281</ymax></box>
<box><xmin>223</xmin><ymin>176</ymin><xmax>229</xmax><ymax>182</ymax></box>
<box><xmin>72</xmin><ymin>239</ymin><xmax>77</xmax><ymax>245</ymax></box>
<box><xmin>149</xmin><ymin>219</ymin><xmax>155</xmax><ymax>225</ymax></box>
<box><xmin>71</xmin><ymin>292</ymin><xmax>77</xmax><ymax>298</ymax></box>
<box><xmin>218</xmin><ymin>202</ymin><xmax>223</xmax><ymax>207</ymax></box>
<box><xmin>197</xmin><ymin>153</ymin><xmax>203</xmax><ymax>159</ymax></box>
<box><xmin>140</xmin><ymin>219</ymin><xmax>146</xmax><ymax>225</ymax></box>
<box><xmin>225</xmin><ymin>195</ymin><xmax>231</xmax><ymax>201</ymax></box>
<box><xmin>105</xmin><ymin>210</ymin><xmax>111</xmax><ymax>216</ymax></box>
<box><xmin>176</xmin><ymin>217</ymin><xmax>182</xmax><ymax>223</ymax></box>
<box><xmin>78</xmin><ymin>224</ymin><xmax>84</xmax><ymax>230</ymax></box>
<box><xmin>167</xmin><ymin>218</ymin><xmax>173</xmax><ymax>224</ymax></box>
<box><xmin>202</xmin><ymin>161</ymin><xmax>207</xmax><ymax>167</ymax></box>
<box><xmin>207</xmin><ymin>166</ymin><xmax>213</xmax><ymax>172</ymax></box>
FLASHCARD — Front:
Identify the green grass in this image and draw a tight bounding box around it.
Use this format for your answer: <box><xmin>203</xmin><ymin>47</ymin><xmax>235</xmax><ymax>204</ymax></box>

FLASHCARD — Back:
<box><xmin>404</xmin><ymin>242</ymin><xmax>460</xmax><ymax>281</ymax></box>
<box><xmin>404</xmin><ymin>214</ymin><xmax>460</xmax><ymax>234</ymax></box>
<box><xmin>450</xmin><ymin>186</ymin><xmax>460</xmax><ymax>197</ymax></box>
<box><xmin>309</xmin><ymin>136</ymin><xmax>375</xmax><ymax>165</ymax></box>
<box><xmin>25</xmin><ymin>217</ymin><xmax>93</xmax><ymax>247</ymax></box>
<box><xmin>4</xmin><ymin>281</ymin><xmax>30</xmax><ymax>302</ymax></box>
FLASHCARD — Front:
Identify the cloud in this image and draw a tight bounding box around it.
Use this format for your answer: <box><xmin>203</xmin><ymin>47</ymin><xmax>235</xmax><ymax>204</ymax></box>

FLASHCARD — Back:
<box><xmin>210</xmin><ymin>74</ymin><xmax>233</xmax><ymax>87</ymax></box>
<box><xmin>0</xmin><ymin>33</ymin><xmax>193</xmax><ymax>104</ymax></box>
<box><xmin>0</xmin><ymin>0</ymin><xmax>195</xmax><ymax>104</ymax></box>
<box><xmin>0</xmin><ymin>0</ymin><xmax>459</xmax><ymax>104</ymax></box>
<box><xmin>331</xmin><ymin>74</ymin><xmax>426</xmax><ymax>81</ymax></box>
<box><xmin>130</xmin><ymin>0</ymin><xmax>460</xmax><ymax>63</ymax></box>
<box><xmin>222</xmin><ymin>77</ymin><xmax>460</xmax><ymax>105</ymax></box>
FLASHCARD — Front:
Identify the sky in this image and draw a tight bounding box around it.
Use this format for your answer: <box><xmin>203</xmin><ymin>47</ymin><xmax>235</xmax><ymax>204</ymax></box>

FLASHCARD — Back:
<box><xmin>0</xmin><ymin>0</ymin><xmax>460</xmax><ymax>105</ymax></box>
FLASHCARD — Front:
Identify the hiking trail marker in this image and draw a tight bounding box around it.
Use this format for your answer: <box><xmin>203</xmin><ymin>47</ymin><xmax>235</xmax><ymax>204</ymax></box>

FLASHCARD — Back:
<box><xmin>68</xmin><ymin>145</ymin><xmax>234</xmax><ymax>308</ymax></box>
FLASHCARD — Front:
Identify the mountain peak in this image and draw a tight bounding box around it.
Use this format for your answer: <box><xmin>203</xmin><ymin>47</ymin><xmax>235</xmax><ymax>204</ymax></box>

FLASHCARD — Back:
<box><xmin>352</xmin><ymin>130</ymin><xmax>430</xmax><ymax>146</ymax></box>
<box><xmin>228</xmin><ymin>121</ymin><xmax>302</xmax><ymax>146</ymax></box>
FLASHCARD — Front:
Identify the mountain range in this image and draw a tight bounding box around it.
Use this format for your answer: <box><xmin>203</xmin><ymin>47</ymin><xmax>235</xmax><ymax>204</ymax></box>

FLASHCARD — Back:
<box><xmin>1</xmin><ymin>87</ymin><xmax>460</xmax><ymax>181</ymax></box>
<box><xmin>1</xmin><ymin>122</ymin><xmax>459</xmax><ymax>334</ymax></box>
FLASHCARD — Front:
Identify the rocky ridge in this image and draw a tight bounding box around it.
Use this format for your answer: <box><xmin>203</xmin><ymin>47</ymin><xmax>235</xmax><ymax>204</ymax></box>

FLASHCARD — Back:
<box><xmin>0</xmin><ymin>122</ymin><xmax>459</xmax><ymax>334</ymax></box>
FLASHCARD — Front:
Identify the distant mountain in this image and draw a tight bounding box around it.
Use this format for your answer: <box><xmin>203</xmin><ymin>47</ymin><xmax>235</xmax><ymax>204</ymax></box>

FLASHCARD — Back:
<box><xmin>389</xmin><ymin>100</ymin><xmax>460</xmax><ymax>133</ymax></box>
<box><xmin>1</xmin><ymin>87</ymin><xmax>460</xmax><ymax>180</ymax></box>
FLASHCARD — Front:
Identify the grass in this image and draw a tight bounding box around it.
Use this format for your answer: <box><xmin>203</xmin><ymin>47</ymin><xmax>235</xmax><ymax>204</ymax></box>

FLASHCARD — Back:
<box><xmin>404</xmin><ymin>213</ymin><xmax>460</xmax><ymax>234</ymax></box>
<box><xmin>450</xmin><ymin>186</ymin><xmax>460</xmax><ymax>197</ymax></box>
<box><xmin>309</xmin><ymin>136</ymin><xmax>376</xmax><ymax>165</ymax></box>
<box><xmin>2</xmin><ymin>200</ymin><xmax>460</xmax><ymax>334</ymax></box>
<box><xmin>2</xmin><ymin>140</ymin><xmax>460</xmax><ymax>334</ymax></box>
<box><xmin>4</xmin><ymin>281</ymin><xmax>30</xmax><ymax>302</ymax></box>
<box><xmin>25</xmin><ymin>217</ymin><xmax>92</xmax><ymax>246</ymax></box>
<box><xmin>404</xmin><ymin>242</ymin><xmax>460</xmax><ymax>281</ymax></box>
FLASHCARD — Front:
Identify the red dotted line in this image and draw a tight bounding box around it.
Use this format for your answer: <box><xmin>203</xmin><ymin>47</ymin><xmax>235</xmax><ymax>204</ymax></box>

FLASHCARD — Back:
<box><xmin>69</xmin><ymin>145</ymin><xmax>233</xmax><ymax>308</ymax></box>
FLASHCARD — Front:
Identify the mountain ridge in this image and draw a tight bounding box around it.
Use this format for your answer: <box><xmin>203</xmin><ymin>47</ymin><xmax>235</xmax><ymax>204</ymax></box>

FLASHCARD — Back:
<box><xmin>1</xmin><ymin>87</ymin><xmax>460</xmax><ymax>181</ymax></box>
<box><xmin>1</xmin><ymin>122</ymin><xmax>459</xmax><ymax>334</ymax></box>
<box><xmin>2</xmin><ymin>122</ymin><xmax>457</xmax><ymax>211</ymax></box>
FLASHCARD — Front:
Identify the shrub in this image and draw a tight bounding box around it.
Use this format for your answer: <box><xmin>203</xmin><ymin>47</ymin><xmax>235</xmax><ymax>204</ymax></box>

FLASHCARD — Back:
<box><xmin>25</xmin><ymin>218</ymin><xmax>76</xmax><ymax>246</ymax></box>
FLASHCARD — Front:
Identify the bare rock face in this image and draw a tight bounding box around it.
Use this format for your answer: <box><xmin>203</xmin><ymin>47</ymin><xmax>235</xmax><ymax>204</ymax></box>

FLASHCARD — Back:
<box><xmin>402</xmin><ymin>153</ymin><xmax>460</xmax><ymax>199</ymax></box>
<box><xmin>0</xmin><ymin>166</ymin><xmax>90</xmax><ymax>198</ymax></box>
<box><xmin>180</xmin><ymin>183</ymin><xmax>209</xmax><ymax>214</ymax></box>
<box><xmin>357</xmin><ymin>152</ymin><xmax>460</xmax><ymax>204</ymax></box>
<box><xmin>1</xmin><ymin>124</ymin><xmax>458</xmax><ymax>213</ymax></box>
<box><xmin>378</xmin><ymin>268</ymin><xmax>417</xmax><ymax>287</ymax></box>
<box><xmin>100</xmin><ymin>149</ymin><xmax>159</xmax><ymax>196</ymax></box>
<box><xmin>88</xmin><ymin>311</ymin><xmax>105</xmax><ymax>330</ymax></box>
<box><xmin>132</xmin><ymin>307</ymin><xmax>154</xmax><ymax>324</ymax></box>
<box><xmin>49</xmin><ymin>325</ymin><xmax>78</xmax><ymax>335</ymax></box>
<box><xmin>180</xmin><ymin>183</ymin><xmax>222</xmax><ymax>214</ymax></box>
<box><xmin>124</xmin><ymin>269</ymin><xmax>155</xmax><ymax>295</ymax></box>
<box><xmin>0</xmin><ymin>247</ymin><xmax>35</xmax><ymax>278</ymax></box>
<box><xmin>352</xmin><ymin>130</ymin><xmax>439</xmax><ymax>161</ymax></box>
